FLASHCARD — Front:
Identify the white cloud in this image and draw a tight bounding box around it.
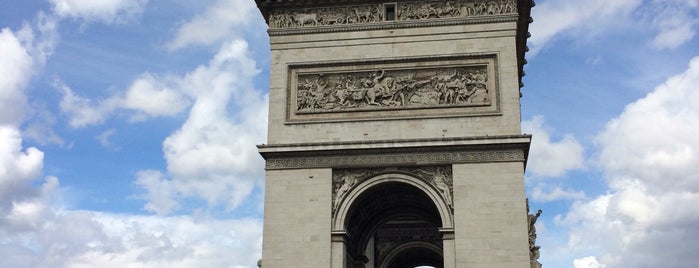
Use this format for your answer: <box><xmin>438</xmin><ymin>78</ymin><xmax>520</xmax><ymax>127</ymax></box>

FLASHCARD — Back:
<box><xmin>2</xmin><ymin>3</ymin><xmax>266</xmax><ymax>267</ymax></box>
<box><xmin>54</xmin><ymin>10</ymin><xmax>268</xmax><ymax>216</ymax></box>
<box><xmin>138</xmin><ymin>40</ymin><xmax>268</xmax><ymax>215</ymax></box>
<box><xmin>0</xmin><ymin>13</ymin><xmax>58</xmax><ymax>142</ymax></box>
<box><xmin>523</xmin><ymin>116</ymin><xmax>585</xmax><ymax>178</ymax></box>
<box><xmin>1</xmin><ymin>123</ymin><xmax>262</xmax><ymax>268</ymax></box>
<box><xmin>122</xmin><ymin>74</ymin><xmax>191</xmax><ymax>120</ymax></box>
<box><xmin>49</xmin><ymin>0</ymin><xmax>148</xmax><ymax>23</ymax></box>
<box><xmin>134</xmin><ymin>170</ymin><xmax>178</xmax><ymax>215</ymax></box>
<box><xmin>96</xmin><ymin>129</ymin><xmax>119</xmax><ymax>149</ymax></box>
<box><xmin>574</xmin><ymin>256</ymin><xmax>606</xmax><ymax>268</ymax></box>
<box><xmin>597</xmin><ymin>57</ymin><xmax>699</xmax><ymax>192</ymax></box>
<box><xmin>58</xmin><ymin>74</ymin><xmax>190</xmax><ymax>128</ymax></box>
<box><xmin>57</xmin><ymin>80</ymin><xmax>117</xmax><ymax>127</ymax></box>
<box><xmin>0</xmin><ymin>127</ymin><xmax>47</xmax><ymax>221</ymax></box>
<box><xmin>166</xmin><ymin>0</ymin><xmax>259</xmax><ymax>50</ymax></box>
<box><xmin>0</xmin><ymin>28</ymin><xmax>33</xmax><ymax>126</ymax></box>
<box><xmin>562</xmin><ymin>56</ymin><xmax>699</xmax><ymax>267</ymax></box>
<box><xmin>2</xmin><ymin>208</ymin><xmax>262</xmax><ymax>268</ymax></box>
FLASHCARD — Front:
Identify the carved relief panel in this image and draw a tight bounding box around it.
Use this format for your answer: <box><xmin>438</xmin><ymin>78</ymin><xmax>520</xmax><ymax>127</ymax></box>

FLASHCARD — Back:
<box><xmin>287</xmin><ymin>54</ymin><xmax>500</xmax><ymax>123</ymax></box>
<box><xmin>297</xmin><ymin>66</ymin><xmax>489</xmax><ymax>113</ymax></box>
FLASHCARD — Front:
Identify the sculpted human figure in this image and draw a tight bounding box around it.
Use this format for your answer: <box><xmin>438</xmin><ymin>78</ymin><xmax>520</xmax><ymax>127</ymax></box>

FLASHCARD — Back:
<box><xmin>414</xmin><ymin>166</ymin><xmax>453</xmax><ymax>209</ymax></box>
<box><xmin>432</xmin><ymin>167</ymin><xmax>453</xmax><ymax>209</ymax></box>
<box><xmin>366</xmin><ymin>70</ymin><xmax>385</xmax><ymax>105</ymax></box>
<box><xmin>528</xmin><ymin>208</ymin><xmax>542</xmax><ymax>247</ymax></box>
<box><xmin>333</xmin><ymin>170</ymin><xmax>366</xmax><ymax>210</ymax></box>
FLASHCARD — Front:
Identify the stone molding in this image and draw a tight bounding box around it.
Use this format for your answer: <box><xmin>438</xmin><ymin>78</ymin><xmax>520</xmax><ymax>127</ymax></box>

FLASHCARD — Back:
<box><xmin>259</xmin><ymin>135</ymin><xmax>532</xmax><ymax>170</ymax></box>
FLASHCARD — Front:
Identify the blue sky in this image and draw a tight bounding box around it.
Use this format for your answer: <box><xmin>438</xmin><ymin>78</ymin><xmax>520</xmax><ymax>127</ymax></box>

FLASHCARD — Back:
<box><xmin>0</xmin><ymin>0</ymin><xmax>697</xmax><ymax>267</ymax></box>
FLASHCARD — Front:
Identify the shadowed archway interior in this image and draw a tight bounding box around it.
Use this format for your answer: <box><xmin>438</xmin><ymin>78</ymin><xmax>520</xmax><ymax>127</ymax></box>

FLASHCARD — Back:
<box><xmin>344</xmin><ymin>181</ymin><xmax>444</xmax><ymax>268</ymax></box>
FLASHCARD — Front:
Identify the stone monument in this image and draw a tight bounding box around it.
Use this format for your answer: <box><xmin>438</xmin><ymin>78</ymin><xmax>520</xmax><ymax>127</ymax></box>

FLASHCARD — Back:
<box><xmin>255</xmin><ymin>0</ymin><xmax>535</xmax><ymax>267</ymax></box>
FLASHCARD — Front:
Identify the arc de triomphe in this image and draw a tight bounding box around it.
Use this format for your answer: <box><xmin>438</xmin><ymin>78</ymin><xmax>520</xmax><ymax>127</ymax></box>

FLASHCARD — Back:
<box><xmin>256</xmin><ymin>1</ymin><xmax>536</xmax><ymax>267</ymax></box>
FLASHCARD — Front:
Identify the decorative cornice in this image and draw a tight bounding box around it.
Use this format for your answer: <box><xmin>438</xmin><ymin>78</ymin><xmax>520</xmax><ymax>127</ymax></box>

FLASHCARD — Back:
<box><xmin>268</xmin><ymin>16</ymin><xmax>517</xmax><ymax>36</ymax></box>
<box><xmin>259</xmin><ymin>135</ymin><xmax>531</xmax><ymax>169</ymax></box>
<box><xmin>259</xmin><ymin>134</ymin><xmax>530</xmax><ymax>150</ymax></box>
<box><xmin>264</xmin><ymin>148</ymin><xmax>526</xmax><ymax>170</ymax></box>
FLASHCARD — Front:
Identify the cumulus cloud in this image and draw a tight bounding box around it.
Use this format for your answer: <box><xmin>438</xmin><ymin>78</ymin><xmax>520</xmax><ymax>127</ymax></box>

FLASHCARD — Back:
<box><xmin>1</xmin><ymin>208</ymin><xmax>262</xmax><ymax>268</ymax></box>
<box><xmin>0</xmin><ymin>28</ymin><xmax>33</xmax><ymax>126</ymax></box>
<box><xmin>49</xmin><ymin>0</ymin><xmax>148</xmax><ymax>23</ymax></box>
<box><xmin>2</xmin><ymin>72</ymin><xmax>261</xmax><ymax>268</ymax></box>
<box><xmin>57</xmin><ymin>80</ymin><xmax>117</xmax><ymax>127</ymax></box>
<box><xmin>0</xmin><ymin>127</ymin><xmax>51</xmax><ymax>229</ymax></box>
<box><xmin>138</xmin><ymin>40</ymin><xmax>268</xmax><ymax>215</ymax></box>
<box><xmin>2</xmin><ymin>3</ymin><xmax>266</xmax><ymax>267</ymax></box>
<box><xmin>562</xmin><ymin>57</ymin><xmax>699</xmax><ymax>267</ymax></box>
<box><xmin>121</xmin><ymin>74</ymin><xmax>191</xmax><ymax>120</ymax></box>
<box><xmin>0</xmin><ymin>19</ymin><xmax>60</xmax><ymax>228</ymax></box>
<box><xmin>58</xmin><ymin>74</ymin><xmax>190</xmax><ymax>127</ymax></box>
<box><xmin>57</xmin><ymin>40</ymin><xmax>268</xmax><ymax>215</ymax></box>
<box><xmin>523</xmin><ymin>116</ymin><xmax>585</xmax><ymax>178</ymax></box>
<box><xmin>0</xmin><ymin>13</ymin><xmax>57</xmax><ymax>126</ymax></box>
<box><xmin>166</xmin><ymin>0</ymin><xmax>259</xmax><ymax>50</ymax></box>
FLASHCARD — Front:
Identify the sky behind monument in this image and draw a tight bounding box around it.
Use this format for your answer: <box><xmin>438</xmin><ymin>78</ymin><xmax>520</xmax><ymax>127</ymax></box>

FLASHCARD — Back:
<box><xmin>0</xmin><ymin>0</ymin><xmax>697</xmax><ymax>267</ymax></box>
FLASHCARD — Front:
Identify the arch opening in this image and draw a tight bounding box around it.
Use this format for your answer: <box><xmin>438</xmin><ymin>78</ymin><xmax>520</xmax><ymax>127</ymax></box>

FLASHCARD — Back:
<box><xmin>343</xmin><ymin>180</ymin><xmax>444</xmax><ymax>268</ymax></box>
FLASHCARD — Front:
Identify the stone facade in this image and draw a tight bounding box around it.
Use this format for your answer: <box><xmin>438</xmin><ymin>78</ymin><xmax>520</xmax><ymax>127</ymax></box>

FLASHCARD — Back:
<box><xmin>256</xmin><ymin>0</ymin><xmax>534</xmax><ymax>267</ymax></box>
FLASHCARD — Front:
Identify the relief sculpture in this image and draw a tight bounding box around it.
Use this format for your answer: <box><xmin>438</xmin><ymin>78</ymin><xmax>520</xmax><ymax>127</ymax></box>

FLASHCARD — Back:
<box><xmin>332</xmin><ymin>166</ymin><xmax>453</xmax><ymax>217</ymax></box>
<box><xmin>269</xmin><ymin>4</ymin><xmax>383</xmax><ymax>28</ymax></box>
<box><xmin>269</xmin><ymin>0</ymin><xmax>517</xmax><ymax>29</ymax></box>
<box><xmin>397</xmin><ymin>0</ymin><xmax>517</xmax><ymax>20</ymax></box>
<box><xmin>297</xmin><ymin>66</ymin><xmax>489</xmax><ymax>113</ymax></box>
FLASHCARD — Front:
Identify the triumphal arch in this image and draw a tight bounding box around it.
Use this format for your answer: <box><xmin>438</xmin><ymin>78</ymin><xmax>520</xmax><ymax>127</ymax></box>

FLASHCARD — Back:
<box><xmin>256</xmin><ymin>0</ymin><xmax>535</xmax><ymax>267</ymax></box>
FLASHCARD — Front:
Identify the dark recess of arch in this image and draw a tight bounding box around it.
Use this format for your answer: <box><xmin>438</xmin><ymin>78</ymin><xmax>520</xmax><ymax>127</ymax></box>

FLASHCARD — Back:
<box><xmin>344</xmin><ymin>181</ymin><xmax>443</xmax><ymax>264</ymax></box>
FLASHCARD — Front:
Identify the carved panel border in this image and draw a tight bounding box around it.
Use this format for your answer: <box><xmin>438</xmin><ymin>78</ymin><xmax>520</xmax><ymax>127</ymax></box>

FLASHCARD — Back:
<box><xmin>265</xmin><ymin>149</ymin><xmax>525</xmax><ymax>170</ymax></box>
<box><xmin>286</xmin><ymin>54</ymin><xmax>500</xmax><ymax>123</ymax></box>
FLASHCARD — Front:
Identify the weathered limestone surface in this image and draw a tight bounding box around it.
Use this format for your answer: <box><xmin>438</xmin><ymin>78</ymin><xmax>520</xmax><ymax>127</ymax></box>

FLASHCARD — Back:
<box><xmin>453</xmin><ymin>162</ymin><xmax>530</xmax><ymax>267</ymax></box>
<box><xmin>262</xmin><ymin>168</ymin><xmax>332</xmax><ymax>267</ymax></box>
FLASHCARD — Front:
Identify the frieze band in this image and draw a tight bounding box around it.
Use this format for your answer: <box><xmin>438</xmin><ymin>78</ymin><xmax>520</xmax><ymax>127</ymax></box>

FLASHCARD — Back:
<box><xmin>269</xmin><ymin>0</ymin><xmax>518</xmax><ymax>29</ymax></box>
<box><xmin>265</xmin><ymin>149</ymin><xmax>526</xmax><ymax>170</ymax></box>
<box><xmin>297</xmin><ymin>66</ymin><xmax>489</xmax><ymax>113</ymax></box>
